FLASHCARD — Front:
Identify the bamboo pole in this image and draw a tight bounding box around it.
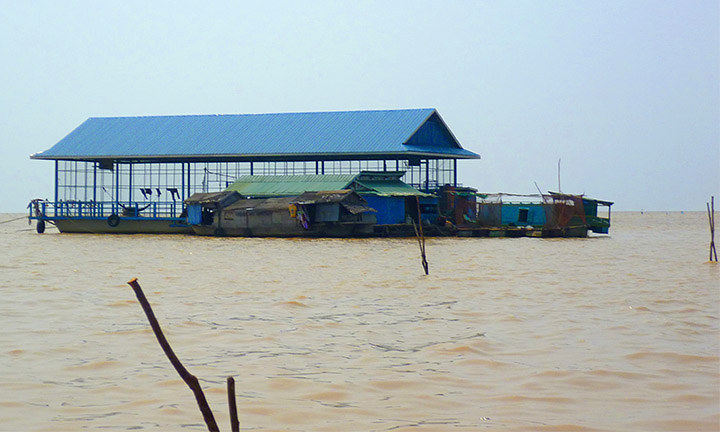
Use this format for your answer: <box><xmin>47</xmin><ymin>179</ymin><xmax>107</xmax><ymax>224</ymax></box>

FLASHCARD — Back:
<box><xmin>227</xmin><ymin>377</ymin><xmax>239</xmax><ymax>432</ymax></box>
<box><xmin>708</xmin><ymin>196</ymin><xmax>717</xmax><ymax>262</ymax></box>
<box><xmin>708</xmin><ymin>201</ymin><xmax>712</xmax><ymax>261</ymax></box>
<box><xmin>414</xmin><ymin>196</ymin><xmax>429</xmax><ymax>275</ymax></box>
<box><xmin>714</xmin><ymin>197</ymin><xmax>718</xmax><ymax>262</ymax></box>
<box><xmin>127</xmin><ymin>278</ymin><xmax>220</xmax><ymax>432</ymax></box>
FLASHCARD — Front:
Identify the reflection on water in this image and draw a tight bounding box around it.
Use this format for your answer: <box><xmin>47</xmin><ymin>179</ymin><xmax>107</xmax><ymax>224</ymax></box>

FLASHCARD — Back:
<box><xmin>0</xmin><ymin>212</ymin><xmax>718</xmax><ymax>431</ymax></box>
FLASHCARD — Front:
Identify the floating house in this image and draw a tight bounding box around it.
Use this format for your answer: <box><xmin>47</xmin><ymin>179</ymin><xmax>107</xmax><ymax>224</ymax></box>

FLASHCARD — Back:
<box><xmin>28</xmin><ymin>107</ymin><xmax>612</xmax><ymax>237</ymax></box>
<box><xmin>28</xmin><ymin>108</ymin><xmax>478</xmax><ymax>234</ymax></box>
<box><xmin>186</xmin><ymin>189</ymin><xmax>377</xmax><ymax>237</ymax></box>
<box><xmin>439</xmin><ymin>187</ymin><xmax>613</xmax><ymax>238</ymax></box>
<box><xmin>226</xmin><ymin>171</ymin><xmax>435</xmax><ymax>226</ymax></box>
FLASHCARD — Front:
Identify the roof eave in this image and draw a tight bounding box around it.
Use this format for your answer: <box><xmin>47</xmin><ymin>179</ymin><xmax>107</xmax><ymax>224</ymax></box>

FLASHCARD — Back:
<box><xmin>30</xmin><ymin>150</ymin><xmax>481</xmax><ymax>162</ymax></box>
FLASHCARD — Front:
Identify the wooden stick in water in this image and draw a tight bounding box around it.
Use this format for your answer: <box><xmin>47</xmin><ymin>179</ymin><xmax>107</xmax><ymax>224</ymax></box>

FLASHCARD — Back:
<box><xmin>415</xmin><ymin>196</ymin><xmax>429</xmax><ymax>275</ymax></box>
<box><xmin>707</xmin><ymin>202</ymin><xmax>711</xmax><ymax>261</ymax></box>
<box><xmin>714</xmin><ymin>197</ymin><xmax>718</xmax><ymax>262</ymax></box>
<box><xmin>227</xmin><ymin>376</ymin><xmax>240</xmax><ymax>432</ymax></box>
<box><xmin>127</xmin><ymin>278</ymin><xmax>220</xmax><ymax>432</ymax></box>
<box><xmin>709</xmin><ymin>196</ymin><xmax>717</xmax><ymax>262</ymax></box>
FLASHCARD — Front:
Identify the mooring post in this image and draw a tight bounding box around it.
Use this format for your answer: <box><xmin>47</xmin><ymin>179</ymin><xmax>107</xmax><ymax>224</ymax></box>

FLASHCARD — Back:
<box><xmin>227</xmin><ymin>376</ymin><xmax>240</xmax><ymax>432</ymax></box>
<box><xmin>127</xmin><ymin>278</ymin><xmax>220</xmax><ymax>432</ymax></box>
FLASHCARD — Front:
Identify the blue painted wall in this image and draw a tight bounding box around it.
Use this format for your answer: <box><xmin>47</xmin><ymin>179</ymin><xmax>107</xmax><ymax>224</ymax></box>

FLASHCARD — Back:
<box><xmin>187</xmin><ymin>204</ymin><xmax>202</xmax><ymax>225</ymax></box>
<box><xmin>362</xmin><ymin>195</ymin><xmax>405</xmax><ymax>225</ymax></box>
<box><xmin>500</xmin><ymin>204</ymin><xmax>546</xmax><ymax>226</ymax></box>
<box><xmin>404</xmin><ymin>113</ymin><xmax>458</xmax><ymax>150</ymax></box>
<box><xmin>351</xmin><ymin>195</ymin><xmax>438</xmax><ymax>225</ymax></box>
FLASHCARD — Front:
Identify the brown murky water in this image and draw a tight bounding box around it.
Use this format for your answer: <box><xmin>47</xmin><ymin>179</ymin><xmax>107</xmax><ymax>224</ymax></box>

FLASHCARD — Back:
<box><xmin>1</xmin><ymin>212</ymin><xmax>718</xmax><ymax>431</ymax></box>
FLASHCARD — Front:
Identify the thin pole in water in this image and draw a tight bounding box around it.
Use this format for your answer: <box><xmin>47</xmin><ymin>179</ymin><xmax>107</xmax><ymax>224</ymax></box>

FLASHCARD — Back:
<box><xmin>228</xmin><ymin>377</ymin><xmax>240</xmax><ymax>432</ymax></box>
<box><xmin>708</xmin><ymin>196</ymin><xmax>717</xmax><ymax>262</ymax></box>
<box><xmin>414</xmin><ymin>196</ymin><xmax>429</xmax><ymax>275</ymax></box>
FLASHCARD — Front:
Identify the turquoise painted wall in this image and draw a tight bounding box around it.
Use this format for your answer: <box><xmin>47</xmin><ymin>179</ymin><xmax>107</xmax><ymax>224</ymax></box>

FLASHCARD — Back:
<box><xmin>500</xmin><ymin>203</ymin><xmax>546</xmax><ymax>226</ymax></box>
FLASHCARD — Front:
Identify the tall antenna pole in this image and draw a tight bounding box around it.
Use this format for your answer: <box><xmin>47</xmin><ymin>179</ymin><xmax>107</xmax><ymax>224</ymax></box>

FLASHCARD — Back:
<box><xmin>557</xmin><ymin>158</ymin><xmax>562</xmax><ymax>193</ymax></box>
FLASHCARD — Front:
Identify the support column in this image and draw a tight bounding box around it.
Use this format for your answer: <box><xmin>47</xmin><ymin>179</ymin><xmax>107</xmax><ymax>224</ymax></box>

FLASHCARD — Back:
<box><xmin>181</xmin><ymin>163</ymin><xmax>186</xmax><ymax>201</ymax></box>
<box><xmin>186</xmin><ymin>163</ymin><xmax>191</xmax><ymax>198</ymax></box>
<box><xmin>128</xmin><ymin>164</ymin><xmax>133</xmax><ymax>205</ymax></box>
<box><xmin>115</xmin><ymin>162</ymin><xmax>120</xmax><ymax>214</ymax></box>
<box><xmin>453</xmin><ymin>159</ymin><xmax>457</xmax><ymax>187</ymax></box>
<box><xmin>54</xmin><ymin>160</ymin><xmax>59</xmax><ymax>217</ymax></box>
<box><xmin>93</xmin><ymin>162</ymin><xmax>97</xmax><ymax>216</ymax></box>
<box><xmin>425</xmin><ymin>159</ymin><xmax>430</xmax><ymax>192</ymax></box>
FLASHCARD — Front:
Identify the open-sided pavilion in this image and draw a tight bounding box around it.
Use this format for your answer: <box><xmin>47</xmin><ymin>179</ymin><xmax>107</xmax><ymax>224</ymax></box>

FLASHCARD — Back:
<box><xmin>29</xmin><ymin>108</ymin><xmax>479</xmax><ymax>229</ymax></box>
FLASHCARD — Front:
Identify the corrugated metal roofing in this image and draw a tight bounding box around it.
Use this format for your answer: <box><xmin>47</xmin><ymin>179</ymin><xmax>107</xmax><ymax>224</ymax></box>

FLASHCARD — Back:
<box><xmin>184</xmin><ymin>191</ymin><xmax>241</xmax><ymax>207</ymax></box>
<box><xmin>226</xmin><ymin>172</ymin><xmax>432</xmax><ymax>198</ymax></box>
<box><xmin>354</xmin><ymin>179</ymin><xmax>432</xmax><ymax>197</ymax></box>
<box><xmin>31</xmin><ymin>108</ymin><xmax>480</xmax><ymax>161</ymax></box>
<box><xmin>226</xmin><ymin>174</ymin><xmax>356</xmax><ymax>197</ymax></box>
<box><xmin>293</xmin><ymin>190</ymin><xmax>376</xmax><ymax>214</ymax></box>
<box><xmin>225</xmin><ymin>196</ymin><xmax>297</xmax><ymax>212</ymax></box>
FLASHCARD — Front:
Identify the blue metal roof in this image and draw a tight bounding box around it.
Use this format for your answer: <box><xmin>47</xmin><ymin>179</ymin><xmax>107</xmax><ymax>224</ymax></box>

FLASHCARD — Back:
<box><xmin>31</xmin><ymin>108</ymin><xmax>480</xmax><ymax>161</ymax></box>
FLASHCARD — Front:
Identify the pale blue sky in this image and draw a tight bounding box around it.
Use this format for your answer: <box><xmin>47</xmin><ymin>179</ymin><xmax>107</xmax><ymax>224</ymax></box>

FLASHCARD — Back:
<box><xmin>1</xmin><ymin>0</ymin><xmax>717</xmax><ymax>211</ymax></box>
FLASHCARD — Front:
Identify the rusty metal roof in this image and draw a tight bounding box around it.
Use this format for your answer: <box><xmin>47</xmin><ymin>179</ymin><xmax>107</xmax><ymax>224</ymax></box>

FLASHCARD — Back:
<box><xmin>184</xmin><ymin>191</ymin><xmax>240</xmax><ymax>207</ymax></box>
<box><xmin>293</xmin><ymin>190</ymin><xmax>376</xmax><ymax>214</ymax></box>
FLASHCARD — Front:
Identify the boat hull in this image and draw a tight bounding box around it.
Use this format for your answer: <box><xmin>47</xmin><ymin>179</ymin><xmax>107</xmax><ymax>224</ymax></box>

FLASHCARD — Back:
<box><xmin>190</xmin><ymin>223</ymin><xmax>375</xmax><ymax>237</ymax></box>
<box><xmin>52</xmin><ymin>218</ymin><xmax>192</xmax><ymax>234</ymax></box>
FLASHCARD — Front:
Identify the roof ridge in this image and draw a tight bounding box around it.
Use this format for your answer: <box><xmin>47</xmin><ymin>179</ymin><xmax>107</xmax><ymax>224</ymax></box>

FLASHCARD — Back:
<box><xmin>234</xmin><ymin>173</ymin><xmax>356</xmax><ymax>182</ymax></box>
<box><xmin>88</xmin><ymin>108</ymin><xmax>436</xmax><ymax>120</ymax></box>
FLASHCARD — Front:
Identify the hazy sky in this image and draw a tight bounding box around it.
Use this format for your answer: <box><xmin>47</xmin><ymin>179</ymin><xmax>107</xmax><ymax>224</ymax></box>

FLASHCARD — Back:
<box><xmin>1</xmin><ymin>1</ymin><xmax>717</xmax><ymax>211</ymax></box>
